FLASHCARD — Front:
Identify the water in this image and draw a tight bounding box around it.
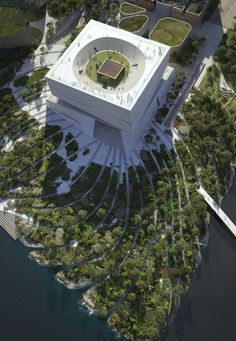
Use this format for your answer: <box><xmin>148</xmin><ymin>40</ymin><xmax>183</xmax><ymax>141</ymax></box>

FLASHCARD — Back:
<box><xmin>162</xmin><ymin>173</ymin><xmax>236</xmax><ymax>341</ymax></box>
<box><xmin>1</xmin><ymin>176</ymin><xmax>236</xmax><ymax>341</ymax></box>
<box><xmin>0</xmin><ymin>230</ymin><xmax>118</xmax><ymax>341</ymax></box>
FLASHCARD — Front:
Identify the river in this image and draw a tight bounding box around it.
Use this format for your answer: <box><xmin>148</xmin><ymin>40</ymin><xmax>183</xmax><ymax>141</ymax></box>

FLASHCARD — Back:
<box><xmin>1</xmin><ymin>175</ymin><xmax>236</xmax><ymax>341</ymax></box>
<box><xmin>162</xmin><ymin>172</ymin><xmax>236</xmax><ymax>341</ymax></box>
<box><xmin>0</xmin><ymin>229</ymin><xmax>118</xmax><ymax>341</ymax></box>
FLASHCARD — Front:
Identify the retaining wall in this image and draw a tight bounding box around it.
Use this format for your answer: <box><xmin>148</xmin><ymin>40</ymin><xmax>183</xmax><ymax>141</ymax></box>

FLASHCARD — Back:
<box><xmin>0</xmin><ymin>210</ymin><xmax>18</xmax><ymax>240</ymax></box>
<box><xmin>137</xmin><ymin>0</ymin><xmax>156</xmax><ymax>11</ymax></box>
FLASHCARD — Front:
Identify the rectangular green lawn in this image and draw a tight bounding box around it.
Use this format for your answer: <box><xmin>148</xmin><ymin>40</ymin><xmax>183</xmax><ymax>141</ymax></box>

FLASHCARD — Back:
<box><xmin>121</xmin><ymin>3</ymin><xmax>145</xmax><ymax>14</ymax></box>
<box><xmin>119</xmin><ymin>15</ymin><xmax>147</xmax><ymax>32</ymax></box>
<box><xmin>150</xmin><ymin>18</ymin><xmax>191</xmax><ymax>47</ymax></box>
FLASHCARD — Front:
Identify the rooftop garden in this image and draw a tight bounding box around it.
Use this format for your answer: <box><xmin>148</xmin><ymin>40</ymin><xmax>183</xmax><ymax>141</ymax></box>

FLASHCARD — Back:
<box><xmin>119</xmin><ymin>14</ymin><xmax>148</xmax><ymax>33</ymax></box>
<box><xmin>86</xmin><ymin>50</ymin><xmax>130</xmax><ymax>88</ymax></box>
<box><xmin>176</xmin><ymin>1</ymin><xmax>205</xmax><ymax>15</ymax></box>
<box><xmin>120</xmin><ymin>2</ymin><xmax>146</xmax><ymax>15</ymax></box>
<box><xmin>149</xmin><ymin>18</ymin><xmax>191</xmax><ymax>47</ymax></box>
<box><xmin>0</xmin><ymin>7</ymin><xmax>44</xmax><ymax>37</ymax></box>
<box><xmin>187</xmin><ymin>2</ymin><xmax>205</xmax><ymax>14</ymax></box>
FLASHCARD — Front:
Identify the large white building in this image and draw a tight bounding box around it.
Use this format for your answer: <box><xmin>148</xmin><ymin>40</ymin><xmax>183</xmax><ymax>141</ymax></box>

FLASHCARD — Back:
<box><xmin>46</xmin><ymin>20</ymin><xmax>174</xmax><ymax>156</ymax></box>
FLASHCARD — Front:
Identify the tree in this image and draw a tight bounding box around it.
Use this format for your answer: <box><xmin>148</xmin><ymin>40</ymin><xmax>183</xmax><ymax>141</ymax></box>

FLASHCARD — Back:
<box><xmin>96</xmin><ymin>208</ymin><xmax>106</xmax><ymax>219</ymax></box>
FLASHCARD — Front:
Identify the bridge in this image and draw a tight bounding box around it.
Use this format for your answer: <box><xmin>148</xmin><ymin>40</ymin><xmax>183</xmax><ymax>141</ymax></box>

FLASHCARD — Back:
<box><xmin>198</xmin><ymin>186</ymin><xmax>236</xmax><ymax>237</ymax></box>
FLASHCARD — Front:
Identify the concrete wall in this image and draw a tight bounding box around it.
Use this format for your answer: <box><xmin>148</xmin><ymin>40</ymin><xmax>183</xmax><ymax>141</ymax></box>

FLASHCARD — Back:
<box><xmin>137</xmin><ymin>0</ymin><xmax>156</xmax><ymax>11</ymax></box>
<box><xmin>48</xmin><ymin>65</ymin><xmax>174</xmax><ymax>157</ymax></box>
<box><xmin>171</xmin><ymin>7</ymin><xmax>201</xmax><ymax>26</ymax></box>
<box><xmin>47</xmin><ymin>95</ymin><xmax>96</xmax><ymax>137</ymax></box>
<box><xmin>0</xmin><ymin>26</ymin><xmax>32</xmax><ymax>48</ymax></box>
<box><xmin>47</xmin><ymin>53</ymin><xmax>168</xmax><ymax>134</ymax></box>
<box><xmin>47</xmin><ymin>77</ymin><xmax>134</xmax><ymax>133</ymax></box>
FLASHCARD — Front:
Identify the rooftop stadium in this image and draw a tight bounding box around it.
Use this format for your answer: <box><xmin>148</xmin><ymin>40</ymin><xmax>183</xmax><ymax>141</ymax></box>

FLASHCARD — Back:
<box><xmin>46</xmin><ymin>20</ymin><xmax>175</xmax><ymax>155</ymax></box>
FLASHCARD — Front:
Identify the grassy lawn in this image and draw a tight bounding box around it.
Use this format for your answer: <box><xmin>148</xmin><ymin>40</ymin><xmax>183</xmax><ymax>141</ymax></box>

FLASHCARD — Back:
<box><xmin>150</xmin><ymin>18</ymin><xmax>191</xmax><ymax>47</ymax></box>
<box><xmin>86</xmin><ymin>51</ymin><xmax>130</xmax><ymax>87</ymax></box>
<box><xmin>31</xmin><ymin>27</ymin><xmax>43</xmax><ymax>45</ymax></box>
<box><xmin>119</xmin><ymin>15</ymin><xmax>148</xmax><ymax>32</ymax></box>
<box><xmin>120</xmin><ymin>2</ymin><xmax>145</xmax><ymax>14</ymax></box>
<box><xmin>0</xmin><ymin>7</ymin><xmax>45</xmax><ymax>37</ymax></box>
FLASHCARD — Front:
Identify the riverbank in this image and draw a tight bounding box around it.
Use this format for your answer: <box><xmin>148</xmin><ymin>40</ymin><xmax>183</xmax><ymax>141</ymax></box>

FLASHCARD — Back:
<box><xmin>0</xmin><ymin>228</ymin><xmax>119</xmax><ymax>341</ymax></box>
<box><xmin>162</xmin><ymin>171</ymin><xmax>236</xmax><ymax>341</ymax></box>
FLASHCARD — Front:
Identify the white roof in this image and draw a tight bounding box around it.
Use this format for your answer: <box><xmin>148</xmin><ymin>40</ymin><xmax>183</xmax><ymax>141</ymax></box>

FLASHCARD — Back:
<box><xmin>46</xmin><ymin>20</ymin><xmax>170</xmax><ymax>110</ymax></box>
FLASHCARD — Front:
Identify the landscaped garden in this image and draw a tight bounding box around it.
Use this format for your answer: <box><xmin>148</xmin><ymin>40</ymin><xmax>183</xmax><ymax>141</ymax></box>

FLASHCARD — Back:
<box><xmin>149</xmin><ymin>18</ymin><xmax>191</xmax><ymax>47</ymax></box>
<box><xmin>214</xmin><ymin>24</ymin><xmax>236</xmax><ymax>88</ymax></box>
<box><xmin>1</xmin><ymin>3</ymin><xmax>236</xmax><ymax>340</ymax></box>
<box><xmin>120</xmin><ymin>2</ymin><xmax>146</xmax><ymax>15</ymax></box>
<box><xmin>170</xmin><ymin>35</ymin><xmax>206</xmax><ymax>66</ymax></box>
<box><xmin>22</xmin><ymin>67</ymin><xmax>49</xmax><ymax>102</ymax></box>
<box><xmin>176</xmin><ymin>2</ymin><xmax>205</xmax><ymax>15</ymax></box>
<box><xmin>119</xmin><ymin>14</ymin><xmax>148</xmax><ymax>33</ymax></box>
<box><xmin>187</xmin><ymin>2</ymin><xmax>205</xmax><ymax>14</ymax></box>
<box><xmin>0</xmin><ymin>7</ymin><xmax>44</xmax><ymax>37</ymax></box>
<box><xmin>86</xmin><ymin>50</ymin><xmax>130</xmax><ymax>87</ymax></box>
<box><xmin>225</xmin><ymin>96</ymin><xmax>236</xmax><ymax>118</ymax></box>
<box><xmin>199</xmin><ymin>64</ymin><xmax>235</xmax><ymax>120</ymax></box>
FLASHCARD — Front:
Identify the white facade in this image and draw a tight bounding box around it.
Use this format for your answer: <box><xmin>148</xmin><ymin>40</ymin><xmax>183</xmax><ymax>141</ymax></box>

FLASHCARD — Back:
<box><xmin>46</xmin><ymin>20</ymin><xmax>174</xmax><ymax>156</ymax></box>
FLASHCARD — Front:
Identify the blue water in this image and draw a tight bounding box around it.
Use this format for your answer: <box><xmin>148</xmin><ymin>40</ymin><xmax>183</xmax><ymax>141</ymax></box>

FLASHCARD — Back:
<box><xmin>0</xmin><ymin>230</ymin><xmax>118</xmax><ymax>341</ymax></box>
<box><xmin>1</xmin><ymin>175</ymin><xmax>236</xmax><ymax>341</ymax></box>
<box><xmin>162</xmin><ymin>173</ymin><xmax>236</xmax><ymax>341</ymax></box>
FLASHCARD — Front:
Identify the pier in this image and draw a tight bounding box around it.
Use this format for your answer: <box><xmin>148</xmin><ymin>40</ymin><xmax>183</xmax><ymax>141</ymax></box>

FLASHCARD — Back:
<box><xmin>198</xmin><ymin>186</ymin><xmax>236</xmax><ymax>237</ymax></box>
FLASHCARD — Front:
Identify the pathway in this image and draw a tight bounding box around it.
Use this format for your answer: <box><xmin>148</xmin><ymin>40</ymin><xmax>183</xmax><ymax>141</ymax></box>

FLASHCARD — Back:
<box><xmin>198</xmin><ymin>186</ymin><xmax>236</xmax><ymax>237</ymax></box>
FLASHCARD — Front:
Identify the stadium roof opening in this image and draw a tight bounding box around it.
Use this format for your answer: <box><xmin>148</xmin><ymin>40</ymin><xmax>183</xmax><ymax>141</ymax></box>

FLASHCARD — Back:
<box><xmin>97</xmin><ymin>59</ymin><xmax>125</xmax><ymax>79</ymax></box>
